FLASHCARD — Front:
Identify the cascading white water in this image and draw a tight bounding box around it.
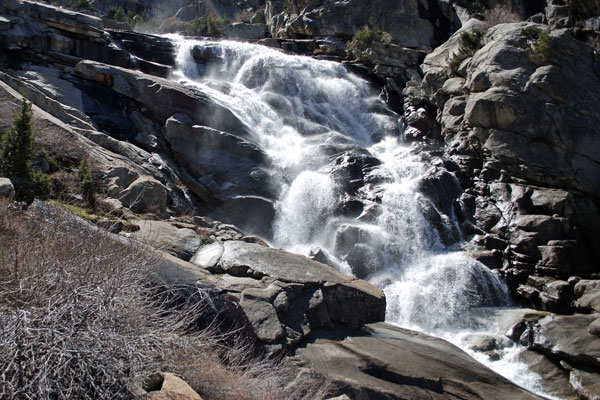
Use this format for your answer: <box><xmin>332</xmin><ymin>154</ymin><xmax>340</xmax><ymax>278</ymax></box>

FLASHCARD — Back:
<box><xmin>169</xmin><ymin>36</ymin><xmax>551</xmax><ymax>396</ymax></box>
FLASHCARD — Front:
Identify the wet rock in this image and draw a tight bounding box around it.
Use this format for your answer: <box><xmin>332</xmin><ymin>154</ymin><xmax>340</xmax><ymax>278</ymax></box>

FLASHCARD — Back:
<box><xmin>107</xmin><ymin>30</ymin><xmax>176</xmax><ymax>67</ymax></box>
<box><xmin>294</xmin><ymin>322</ymin><xmax>542</xmax><ymax>400</ymax></box>
<box><xmin>164</xmin><ymin>114</ymin><xmax>273</xmax><ymax>201</ymax></box>
<box><xmin>212</xmin><ymin>195</ymin><xmax>275</xmax><ymax>238</ymax></box>
<box><xmin>329</xmin><ymin>150</ymin><xmax>381</xmax><ymax>196</ymax></box>
<box><xmin>532</xmin><ymin>314</ymin><xmax>600</xmax><ymax>370</ymax></box>
<box><xmin>308</xmin><ymin>246</ymin><xmax>336</xmax><ymax>267</ymax></box>
<box><xmin>463</xmin><ymin>333</ymin><xmax>513</xmax><ymax>353</ymax></box>
<box><xmin>516</xmin><ymin>350</ymin><xmax>578</xmax><ymax>400</ymax></box>
<box><xmin>75</xmin><ymin>61</ymin><xmax>251</xmax><ymax>136</ymax></box>
<box><xmin>569</xmin><ymin>368</ymin><xmax>600</xmax><ymax>400</ymax></box>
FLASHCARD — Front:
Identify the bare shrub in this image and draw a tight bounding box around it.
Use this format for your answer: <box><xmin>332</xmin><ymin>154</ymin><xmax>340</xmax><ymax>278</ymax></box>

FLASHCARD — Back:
<box><xmin>0</xmin><ymin>202</ymin><xmax>334</xmax><ymax>400</ymax></box>
<box><xmin>0</xmin><ymin>202</ymin><xmax>206</xmax><ymax>399</ymax></box>
<box><xmin>482</xmin><ymin>5</ymin><xmax>522</xmax><ymax>25</ymax></box>
<box><xmin>165</xmin><ymin>342</ymin><xmax>335</xmax><ymax>400</ymax></box>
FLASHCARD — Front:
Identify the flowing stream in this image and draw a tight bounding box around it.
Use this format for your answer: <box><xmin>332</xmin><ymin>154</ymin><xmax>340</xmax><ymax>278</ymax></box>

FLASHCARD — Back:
<box><xmin>169</xmin><ymin>36</ymin><xmax>552</xmax><ymax>397</ymax></box>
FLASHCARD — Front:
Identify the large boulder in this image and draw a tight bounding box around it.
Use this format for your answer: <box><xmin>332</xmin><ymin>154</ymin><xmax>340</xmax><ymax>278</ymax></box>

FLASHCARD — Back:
<box><xmin>119</xmin><ymin>176</ymin><xmax>168</xmax><ymax>216</ymax></box>
<box><xmin>191</xmin><ymin>240</ymin><xmax>386</xmax><ymax>351</ymax></box>
<box><xmin>574</xmin><ymin>280</ymin><xmax>600</xmax><ymax>313</ymax></box>
<box><xmin>293</xmin><ymin>322</ymin><xmax>543</xmax><ymax>399</ymax></box>
<box><xmin>507</xmin><ymin>312</ymin><xmax>600</xmax><ymax>400</ymax></box>
<box><xmin>133</xmin><ymin>220</ymin><xmax>202</xmax><ymax>261</ymax></box>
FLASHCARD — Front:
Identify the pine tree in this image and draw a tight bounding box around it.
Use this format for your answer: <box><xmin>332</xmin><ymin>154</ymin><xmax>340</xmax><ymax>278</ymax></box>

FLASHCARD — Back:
<box><xmin>76</xmin><ymin>158</ymin><xmax>93</xmax><ymax>204</ymax></box>
<box><xmin>0</xmin><ymin>98</ymin><xmax>35</xmax><ymax>179</ymax></box>
<box><xmin>0</xmin><ymin>98</ymin><xmax>52</xmax><ymax>202</ymax></box>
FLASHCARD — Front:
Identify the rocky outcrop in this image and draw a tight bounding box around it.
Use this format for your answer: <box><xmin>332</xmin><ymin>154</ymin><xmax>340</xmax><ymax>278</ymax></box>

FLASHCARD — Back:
<box><xmin>506</xmin><ymin>312</ymin><xmax>600</xmax><ymax>399</ymax></box>
<box><xmin>403</xmin><ymin>20</ymin><xmax>600</xmax><ymax>305</ymax></box>
<box><xmin>266</xmin><ymin>0</ymin><xmax>461</xmax><ymax>50</ymax></box>
<box><xmin>192</xmin><ymin>239</ymin><xmax>386</xmax><ymax>351</ymax></box>
<box><xmin>293</xmin><ymin>322</ymin><xmax>543</xmax><ymax>400</ymax></box>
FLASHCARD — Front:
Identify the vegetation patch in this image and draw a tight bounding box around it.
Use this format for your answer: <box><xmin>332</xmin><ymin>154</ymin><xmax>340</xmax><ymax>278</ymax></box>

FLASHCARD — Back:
<box><xmin>448</xmin><ymin>28</ymin><xmax>485</xmax><ymax>73</ymax></box>
<box><xmin>157</xmin><ymin>14</ymin><xmax>230</xmax><ymax>37</ymax></box>
<box><xmin>465</xmin><ymin>0</ymin><xmax>486</xmax><ymax>14</ymax></box>
<box><xmin>521</xmin><ymin>26</ymin><xmax>553</xmax><ymax>60</ymax></box>
<box><xmin>0</xmin><ymin>99</ymin><xmax>53</xmax><ymax>202</ymax></box>
<box><xmin>348</xmin><ymin>28</ymin><xmax>392</xmax><ymax>53</ymax></box>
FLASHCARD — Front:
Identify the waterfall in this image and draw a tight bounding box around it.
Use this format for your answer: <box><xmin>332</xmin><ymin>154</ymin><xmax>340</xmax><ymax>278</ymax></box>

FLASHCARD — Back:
<box><xmin>166</xmin><ymin>36</ymin><xmax>564</xmax><ymax>393</ymax></box>
<box><xmin>169</xmin><ymin>36</ymin><xmax>510</xmax><ymax>332</ymax></box>
<box><xmin>166</xmin><ymin>37</ymin><xmax>559</xmax><ymax>396</ymax></box>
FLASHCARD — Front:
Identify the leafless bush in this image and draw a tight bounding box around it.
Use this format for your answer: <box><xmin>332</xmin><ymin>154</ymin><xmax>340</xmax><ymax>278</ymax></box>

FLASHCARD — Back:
<box><xmin>0</xmin><ymin>202</ymin><xmax>207</xmax><ymax>399</ymax></box>
<box><xmin>482</xmin><ymin>5</ymin><xmax>522</xmax><ymax>25</ymax></box>
<box><xmin>166</xmin><ymin>341</ymin><xmax>335</xmax><ymax>400</ymax></box>
<box><xmin>0</xmin><ymin>201</ymin><xmax>333</xmax><ymax>400</ymax></box>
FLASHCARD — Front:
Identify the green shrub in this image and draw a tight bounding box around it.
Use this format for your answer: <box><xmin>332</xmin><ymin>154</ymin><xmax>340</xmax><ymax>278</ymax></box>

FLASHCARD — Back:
<box><xmin>76</xmin><ymin>158</ymin><xmax>93</xmax><ymax>203</ymax></box>
<box><xmin>205</xmin><ymin>13</ymin><xmax>223</xmax><ymax>37</ymax></box>
<box><xmin>521</xmin><ymin>26</ymin><xmax>553</xmax><ymax>59</ymax></box>
<box><xmin>74</xmin><ymin>0</ymin><xmax>95</xmax><ymax>11</ymax></box>
<box><xmin>184</xmin><ymin>14</ymin><xmax>228</xmax><ymax>37</ymax></box>
<box><xmin>535</xmin><ymin>30</ymin><xmax>552</xmax><ymax>57</ymax></box>
<box><xmin>449</xmin><ymin>28</ymin><xmax>485</xmax><ymax>72</ymax></box>
<box><xmin>465</xmin><ymin>0</ymin><xmax>486</xmax><ymax>14</ymax></box>
<box><xmin>44</xmin><ymin>154</ymin><xmax>58</xmax><ymax>172</ymax></box>
<box><xmin>108</xmin><ymin>6</ymin><xmax>127</xmax><ymax>22</ymax></box>
<box><xmin>0</xmin><ymin>99</ymin><xmax>35</xmax><ymax>179</ymax></box>
<box><xmin>348</xmin><ymin>28</ymin><xmax>392</xmax><ymax>54</ymax></box>
<box><xmin>158</xmin><ymin>17</ymin><xmax>189</xmax><ymax>34</ymax></box>
<box><xmin>521</xmin><ymin>26</ymin><xmax>543</xmax><ymax>40</ymax></box>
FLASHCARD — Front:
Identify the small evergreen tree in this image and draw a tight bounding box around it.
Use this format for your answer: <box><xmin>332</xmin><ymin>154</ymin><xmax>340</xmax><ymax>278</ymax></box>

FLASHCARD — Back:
<box><xmin>76</xmin><ymin>158</ymin><xmax>93</xmax><ymax>204</ymax></box>
<box><xmin>0</xmin><ymin>98</ymin><xmax>52</xmax><ymax>202</ymax></box>
<box><xmin>108</xmin><ymin>6</ymin><xmax>127</xmax><ymax>22</ymax></box>
<box><xmin>0</xmin><ymin>98</ymin><xmax>35</xmax><ymax>179</ymax></box>
<box><xmin>205</xmin><ymin>13</ymin><xmax>223</xmax><ymax>37</ymax></box>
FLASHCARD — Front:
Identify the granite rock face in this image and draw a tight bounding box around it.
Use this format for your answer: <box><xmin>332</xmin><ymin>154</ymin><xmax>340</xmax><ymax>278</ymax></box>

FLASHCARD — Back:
<box><xmin>292</xmin><ymin>322</ymin><xmax>543</xmax><ymax>400</ymax></box>
<box><xmin>403</xmin><ymin>21</ymin><xmax>600</xmax><ymax>301</ymax></box>
<box><xmin>266</xmin><ymin>0</ymin><xmax>461</xmax><ymax>50</ymax></box>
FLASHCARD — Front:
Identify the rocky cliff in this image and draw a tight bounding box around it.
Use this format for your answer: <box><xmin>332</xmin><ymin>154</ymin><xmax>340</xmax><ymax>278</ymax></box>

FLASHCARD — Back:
<box><xmin>1</xmin><ymin>0</ymin><xmax>600</xmax><ymax>399</ymax></box>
